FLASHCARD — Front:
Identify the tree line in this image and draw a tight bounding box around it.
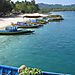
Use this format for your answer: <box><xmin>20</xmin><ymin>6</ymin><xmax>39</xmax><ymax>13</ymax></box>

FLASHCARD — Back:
<box><xmin>0</xmin><ymin>0</ymin><xmax>39</xmax><ymax>16</ymax></box>
<box><xmin>38</xmin><ymin>3</ymin><xmax>75</xmax><ymax>13</ymax></box>
<box><xmin>39</xmin><ymin>8</ymin><xmax>75</xmax><ymax>13</ymax></box>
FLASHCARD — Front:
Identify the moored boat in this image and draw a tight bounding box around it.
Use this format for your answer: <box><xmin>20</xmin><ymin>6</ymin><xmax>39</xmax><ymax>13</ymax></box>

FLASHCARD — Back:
<box><xmin>12</xmin><ymin>22</ymin><xmax>43</xmax><ymax>28</ymax></box>
<box><xmin>0</xmin><ymin>26</ymin><xmax>34</xmax><ymax>35</ymax></box>
<box><xmin>17</xmin><ymin>24</ymin><xmax>43</xmax><ymax>28</ymax></box>
<box><xmin>47</xmin><ymin>15</ymin><xmax>64</xmax><ymax>22</ymax></box>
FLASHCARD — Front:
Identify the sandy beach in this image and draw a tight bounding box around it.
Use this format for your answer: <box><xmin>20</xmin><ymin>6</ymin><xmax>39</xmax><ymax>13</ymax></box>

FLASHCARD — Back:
<box><xmin>0</xmin><ymin>13</ymin><xmax>48</xmax><ymax>29</ymax></box>
<box><xmin>0</xmin><ymin>17</ymin><xmax>24</xmax><ymax>28</ymax></box>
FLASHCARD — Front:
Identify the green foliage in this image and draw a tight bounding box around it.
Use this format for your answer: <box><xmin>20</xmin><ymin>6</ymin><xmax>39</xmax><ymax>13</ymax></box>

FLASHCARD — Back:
<box><xmin>14</xmin><ymin>0</ymin><xmax>39</xmax><ymax>13</ymax></box>
<box><xmin>0</xmin><ymin>0</ymin><xmax>39</xmax><ymax>16</ymax></box>
<box><xmin>19</xmin><ymin>67</ymin><xmax>41</xmax><ymax>75</ymax></box>
<box><xmin>0</xmin><ymin>0</ymin><xmax>4</xmax><ymax>12</ymax></box>
<box><xmin>39</xmin><ymin>8</ymin><xmax>50</xmax><ymax>13</ymax></box>
<box><xmin>38</xmin><ymin>3</ymin><xmax>75</xmax><ymax>13</ymax></box>
<box><xmin>0</xmin><ymin>0</ymin><xmax>13</xmax><ymax>16</ymax></box>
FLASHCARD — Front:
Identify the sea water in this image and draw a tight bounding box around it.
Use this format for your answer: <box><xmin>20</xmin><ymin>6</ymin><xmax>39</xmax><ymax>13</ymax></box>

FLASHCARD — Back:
<box><xmin>0</xmin><ymin>11</ymin><xmax>75</xmax><ymax>75</ymax></box>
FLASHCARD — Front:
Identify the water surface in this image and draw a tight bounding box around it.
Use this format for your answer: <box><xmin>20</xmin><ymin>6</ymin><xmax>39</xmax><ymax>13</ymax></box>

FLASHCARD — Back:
<box><xmin>0</xmin><ymin>11</ymin><xmax>75</xmax><ymax>75</ymax></box>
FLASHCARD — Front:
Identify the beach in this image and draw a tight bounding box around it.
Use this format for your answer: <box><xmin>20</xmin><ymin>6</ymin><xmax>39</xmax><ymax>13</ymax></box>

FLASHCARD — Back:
<box><xmin>0</xmin><ymin>17</ymin><xmax>23</xmax><ymax>29</ymax></box>
<box><xmin>0</xmin><ymin>13</ymin><xmax>48</xmax><ymax>29</ymax></box>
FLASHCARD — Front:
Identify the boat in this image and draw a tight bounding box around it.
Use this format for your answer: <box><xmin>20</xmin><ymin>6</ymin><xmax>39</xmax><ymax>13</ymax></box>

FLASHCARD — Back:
<box><xmin>0</xmin><ymin>65</ymin><xmax>71</xmax><ymax>75</ymax></box>
<box><xmin>48</xmin><ymin>15</ymin><xmax>64</xmax><ymax>21</ymax></box>
<box><xmin>17</xmin><ymin>24</ymin><xmax>43</xmax><ymax>28</ymax></box>
<box><xmin>12</xmin><ymin>22</ymin><xmax>43</xmax><ymax>28</ymax></box>
<box><xmin>0</xmin><ymin>26</ymin><xmax>34</xmax><ymax>35</ymax></box>
<box><xmin>23</xmin><ymin>15</ymin><xmax>42</xmax><ymax>18</ymax></box>
<box><xmin>48</xmin><ymin>18</ymin><xmax>64</xmax><ymax>21</ymax></box>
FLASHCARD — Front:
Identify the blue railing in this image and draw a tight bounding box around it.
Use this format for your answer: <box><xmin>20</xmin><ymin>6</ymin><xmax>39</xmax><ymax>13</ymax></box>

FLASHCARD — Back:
<box><xmin>0</xmin><ymin>65</ymin><xmax>71</xmax><ymax>75</ymax></box>
<box><xmin>0</xmin><ymin>65</ymin><xmax>18</xmax><ymax>75</ymax></box>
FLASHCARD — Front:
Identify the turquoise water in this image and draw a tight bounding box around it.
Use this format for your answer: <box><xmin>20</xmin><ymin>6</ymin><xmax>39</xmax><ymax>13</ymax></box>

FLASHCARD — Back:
<box><xmin>0</xmin><ymin>11</ymin><xmax>75</xmax><ymax>75</ymax></box>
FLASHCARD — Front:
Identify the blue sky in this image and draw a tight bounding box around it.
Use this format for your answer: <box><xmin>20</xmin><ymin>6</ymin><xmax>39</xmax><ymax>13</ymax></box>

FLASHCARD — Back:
<box><xmin>11</xmin><ymin>0</ymin><xmax>75</xmax><ymax>5</ymax></box>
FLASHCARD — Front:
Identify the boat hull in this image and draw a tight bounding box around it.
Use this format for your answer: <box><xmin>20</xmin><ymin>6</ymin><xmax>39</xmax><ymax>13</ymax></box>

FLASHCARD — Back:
<box><xmin>17</xmin><ymin>24</ymin><xmax>43</xmax><ymax>28</ymax></box>
<box><xmin>0</xmin><ymin>30</ymin><xmax>34</xmax><ymax>35</ymax></box>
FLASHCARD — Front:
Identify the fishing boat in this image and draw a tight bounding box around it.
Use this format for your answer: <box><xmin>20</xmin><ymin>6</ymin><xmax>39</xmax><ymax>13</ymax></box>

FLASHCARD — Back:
<box><xmin>0</xmin><ymin>65</ymin><xmax>71</xmax><ymax>75</ymax></box>
<box><xmin>12</xmin><ymin>22</ymin><xmax>43</xmax><ymax>28</ymax></box>
<box><xmin>48</xmin><ymin>15</ymin><xmax>64</xmax><ymax>21</ymax></box>
<box><xmin>0</xmin><ymin>26</ymin><xmax>34</xmax><ymax>35</ymax></box>
<box><xmin>17</xmin><ymin>24</ymin><xmax>43</xmax><ymax>28</ymax></box>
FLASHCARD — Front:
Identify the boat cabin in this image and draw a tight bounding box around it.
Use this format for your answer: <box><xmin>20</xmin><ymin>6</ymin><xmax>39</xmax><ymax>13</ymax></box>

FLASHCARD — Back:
<box><xmin>5</xmin><ymin>26</ymin><xmax>17</xmax><ymax>32</ymax></box>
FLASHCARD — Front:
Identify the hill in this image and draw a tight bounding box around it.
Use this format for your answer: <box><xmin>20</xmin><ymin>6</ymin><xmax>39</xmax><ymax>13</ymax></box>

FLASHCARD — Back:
<box><xmin>38</xmin><ymin>3</ymin><xmax>75</xmax><ymax>9</ymax></box>
<box><xmin>38</xmin><ymin>3</ymin><xmax>75</xmax><ymax>12</ymax></box>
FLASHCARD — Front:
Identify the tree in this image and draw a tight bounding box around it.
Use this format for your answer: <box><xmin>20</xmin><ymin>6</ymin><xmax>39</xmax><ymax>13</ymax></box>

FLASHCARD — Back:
<box><xmin>15</xmin><ymin>1</ymin><xmax>20</xmax><ymax>11</ymax></box>
<box><xmin>2</xmin><ymin>0</ymin><xmax>12</xmax><ymax>15</ymax></box>
<box><xmin>14</xmin><ymin>0</ymin><xmax>39</xmax><ymax>13</ymax></box>
<box><xmin>31</xmin><ymin>0</ymin><xmax>35</xmax><ymax>5</ymax></box>
<box><xmin>25</xmin><ymin>0</ymin><xmax>27</xmax><ymax>3</ymax></box>
<box><xmin>0</xmin><ymin>0</ymin><xmax>5</xmax><ymax>12</ymax></box>
<box><xmin>0</xmin><ymin>0</ymin><xmax>13</xmax><ymax>16</ymax></box>
<box><xmin>0</xmin><ymin>0</ymin><xmax>40</xmax><ymax>16</ymax></box>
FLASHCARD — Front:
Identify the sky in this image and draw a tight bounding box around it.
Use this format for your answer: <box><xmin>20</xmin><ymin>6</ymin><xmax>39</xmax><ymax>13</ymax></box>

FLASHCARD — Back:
<box><xmin>11</xmin><ymin>0</ymin><xmax>75</xmax><ymax>5</ymax></box>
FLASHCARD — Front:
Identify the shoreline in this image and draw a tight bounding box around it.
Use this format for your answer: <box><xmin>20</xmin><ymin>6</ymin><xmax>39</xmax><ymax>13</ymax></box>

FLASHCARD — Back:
<box><xmin>0</xmin><ymin>12</ymin><xmax>63</xmax><ymax>29</ymax></box>
<box><xmin>0</xmin><ymin>13</ymin><xmax>48</xmax><ymax>28</ymax></box>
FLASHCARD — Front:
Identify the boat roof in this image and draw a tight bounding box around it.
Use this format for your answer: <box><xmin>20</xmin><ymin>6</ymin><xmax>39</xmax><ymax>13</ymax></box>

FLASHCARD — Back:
<box><xmin>20</xmin><ymin>13</ymin><xmax>48</xmax><ymax>18</ymax></box>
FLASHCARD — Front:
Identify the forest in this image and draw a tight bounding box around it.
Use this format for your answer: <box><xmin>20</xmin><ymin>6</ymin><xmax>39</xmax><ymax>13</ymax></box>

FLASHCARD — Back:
<box><xmin>0</xmin><ymin>0</ymin><xmax>75</xmax><ymax>16</ymax></box>
<box><xmin>0</xmin><ymin>0</ymin><xmax>39</xmax><ymax>16</ymax></box>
